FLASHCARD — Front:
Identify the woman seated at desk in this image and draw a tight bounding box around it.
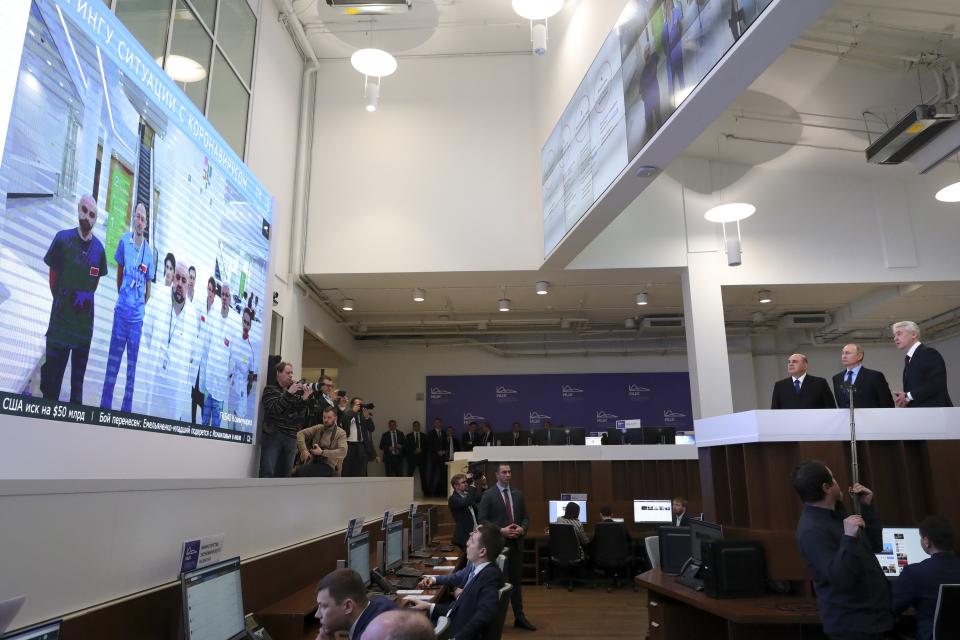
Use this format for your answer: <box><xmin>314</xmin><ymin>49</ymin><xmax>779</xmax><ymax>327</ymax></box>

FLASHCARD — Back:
<box><xmin>556</xmin><ymin>502</ymin><xmax>590</xmax><ymax>559</ymax></box>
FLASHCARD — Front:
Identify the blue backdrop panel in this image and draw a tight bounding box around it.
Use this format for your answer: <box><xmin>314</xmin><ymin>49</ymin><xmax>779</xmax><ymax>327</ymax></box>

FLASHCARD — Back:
<box><xmin>426</xmin><ymin>372</ymin><xmax>692</xmax><ymax>435</ymax></box>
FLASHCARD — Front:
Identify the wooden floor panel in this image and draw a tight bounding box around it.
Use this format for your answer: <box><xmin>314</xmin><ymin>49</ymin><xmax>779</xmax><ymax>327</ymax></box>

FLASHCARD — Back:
<box><xmin>501</xmin><ymin>584</ymin><xmax>649</xmax><ymax>639</ymax></box>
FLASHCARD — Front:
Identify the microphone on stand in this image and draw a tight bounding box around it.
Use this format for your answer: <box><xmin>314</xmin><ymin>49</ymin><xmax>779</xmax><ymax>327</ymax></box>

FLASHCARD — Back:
<box><xmin>564</xmin><ymin>428</ymin><xmax>571</xmax><ymax>446</ymax></box>
<box><xmin>844</xmin><ymin>382</ymin><xmax>861</xmax><ymax>516</ymax></box>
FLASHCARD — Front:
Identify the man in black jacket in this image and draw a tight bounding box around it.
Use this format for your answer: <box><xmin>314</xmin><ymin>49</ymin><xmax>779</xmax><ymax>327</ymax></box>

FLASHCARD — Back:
<box><xmin>832</xmin><ymin>343</ymin><xmax>894</xmax><ymax>409</ymax></box>
<box><xmin>892</xmin><ymin>516</ymin><xmax>960</xmax><ymax>640</ymax></box>
<box><xmin>792</xmin><ymin>460</ymin><xmax>892</xmax><ymax>640</ymax></box>
<box><xmin>404</xmin><ymin>421</ymin><xmax>428</xmax><ymax>495</ymax></box>
<box><xmin>892</xmin><ymin>321</ymin><xmax>953</xmax><ymax>407</ymax></box>
<box><xmin>341</xmin><ymin>397</ymin><xmax>378</xmax><ymax>477</ymax></box>
<box><xmin>771</xmin><ymin>353</ymin><xmax>837</xmax><ymax>409</ymax></box>
<box><xmin>448</xmin><ymin>473</ymin><xmax>482</xmax><ymax>550</ymax></box>
<box><xmin>379</xmin><ymin>419</ymin><xmax>405</xmax><ymax>477</ymax></box>
<box><xmin>259</xmin><ymin>361</ymin><xmax>316</xmax><ymax>477</ymax></box>
<box><xmin>425</xmin><ymin>418</ymin><xmax>446</xmax><ymax>496</ymax></box>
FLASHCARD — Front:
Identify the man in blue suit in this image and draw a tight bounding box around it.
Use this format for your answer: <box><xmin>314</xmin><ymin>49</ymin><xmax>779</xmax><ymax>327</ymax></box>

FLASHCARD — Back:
<box><xmin>314</xmin><ymin>569</ymin><xmax>396</xmax><ymax>640</ymax></box>
<box><xmin>892</xmin><ymin>516</ymin><xmax>960</xmax><ymax>640</ymax></box>
<box><xmin>832</xmin><ymin>343</ymin><xmax>894</xmax><ymax>409</ymax></box>
<box><xmin>403</xmin><ymin>524</ymin><xmax>505</xmax><ymax>640</ymax></box>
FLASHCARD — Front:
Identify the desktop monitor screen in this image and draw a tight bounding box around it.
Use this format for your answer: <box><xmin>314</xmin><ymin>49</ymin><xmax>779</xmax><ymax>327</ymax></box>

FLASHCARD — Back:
<box><xmin>633</xmin><ymin>500</ymin><xmax>673</xmax><ymax>524</ymax></box>
<box><xmin>585</xmin><ymin>436</ymin><xmax>603</xmax><ymax>446</ymax></box>
<box><xmin>875</xmin><ymin>527</ymin><xmax>928</xmax><ymax>577</ymax></box>
<box><xmin>658</xmin><ymin>526</ymin><xmax>691</xmax><ymax>575</ymax></box>
<box><xmin>385</xmin><ymin>520</ymin><xmax>404</xmax><ymax>571</ymax></box>
<box><xmin>410</xmin><ymin>515</ymin><xmax>425</xmax><ymax>552</ymax></box>
<box><xmin>548</xmin><ymin>500</ymin><xmax>587</xmax><ymax>523</ymax></box>
<box><xmin>1</xmin><ymin>622</ymin><xmax>60</xmax><ymax>640</ymax></box>
<box><xmin>689</xmin><ymin>519</ymin><xmax>723</xmax><ymax>562</ymax></box>
<box><xmin>181</xmin><ymin>557</ymin><xmax>246</xmax><ymax>640</ymax></box>
<box><xmin>347</xmin><ymin>532</ymin><xmax>371</xmax><ymax>587</ymax></box>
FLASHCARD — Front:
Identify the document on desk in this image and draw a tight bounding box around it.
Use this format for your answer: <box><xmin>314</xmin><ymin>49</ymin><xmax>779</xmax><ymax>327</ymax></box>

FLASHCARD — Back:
<box><xmin>435</xmin><ymin>566</ymin><xmax>455</xmax><ymax>571</ymax></box>
<box><xmin>407</xmin><ymin>595</ymin><xmax>434</xmax><ymax>601</ymax></box>
<box><xmin>444</xmin><ymin>556</ymin><xmax>458</xmax><ymax>561</ymax></box>
<box><xmin>396</xmin><ymin>590</ymin><xmax>424</xmax><ymax>596</ymax></box>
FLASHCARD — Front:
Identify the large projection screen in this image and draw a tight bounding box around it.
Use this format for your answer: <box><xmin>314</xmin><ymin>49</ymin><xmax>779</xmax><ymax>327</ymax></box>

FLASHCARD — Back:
<box><xmin>0</xmin><ymin>0</ymin><xmax>272</xmax><ymax>445</ymax></box>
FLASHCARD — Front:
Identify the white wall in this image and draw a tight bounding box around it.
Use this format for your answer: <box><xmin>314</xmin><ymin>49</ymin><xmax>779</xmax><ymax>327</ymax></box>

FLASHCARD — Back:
<box><xmin>305</xmin><ymin>55</ymin><xmax>542</xmax><ymax>274</ymax></box>
<box><xmin>0</xmin><ymin>477</ymin><xmax>411</xmax><ymax>630</ymax></box>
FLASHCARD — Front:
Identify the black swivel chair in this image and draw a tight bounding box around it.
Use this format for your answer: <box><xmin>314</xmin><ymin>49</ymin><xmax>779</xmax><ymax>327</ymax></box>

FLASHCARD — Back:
<box><xmin>934</xmin><ymin>584</ymin><xmax>960</xmax><ymax>640</ymax></box>
<box><xmin>547</xmin><ymin>523</ymin><xmax>587</xmax><ymax>591</ymax></box>
<box><xmin>591</xmin><ymin>521</ymin><xmax>635</xmax><ymax>591</ymax></box>
<box><xmin>481</xmin><ymin>582</ymin><xmax>513</xmax><ymax>640</ymax></box>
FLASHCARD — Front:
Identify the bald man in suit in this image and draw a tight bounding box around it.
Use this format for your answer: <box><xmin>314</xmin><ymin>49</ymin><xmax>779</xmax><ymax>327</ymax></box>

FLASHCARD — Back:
<box><xmin>771</xmin><ymin>353</ymin><xmax>837</xmax><ymax>410</ymax></box>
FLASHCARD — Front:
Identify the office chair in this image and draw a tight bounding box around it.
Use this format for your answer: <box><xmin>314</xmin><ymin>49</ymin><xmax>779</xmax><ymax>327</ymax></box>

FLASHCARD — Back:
<box><xmin>933</xmin><ymin>583</ymin><xmax>960</xmax><ymax>640</ymax></box>
<box><xmin>547</xmin><ymin>523</ymin><xmax>587</xmax><ymax>591</ymax></box>
<box><xmin>592</xmin><ymin>522</ymin><xmax>635</xmax><ymax>591</ymax></box>
<box><xmin>481</xmin><ymin>583</ymin><xmax>513</xmax><ymax>640</ymax></box>
<box><xmin>435</xmin><ymin>615</ymin><xmax>451</xmax><ymax>639</ymax></box>
<box><xmin>644</xmin><ymin>535</ymin><xmax>660</xmax><ymax>570</ymax></box>
<box><xmin>496</xmin><ymin>552</ymin><xmax>507</xmax><ymax>573</ymax></box>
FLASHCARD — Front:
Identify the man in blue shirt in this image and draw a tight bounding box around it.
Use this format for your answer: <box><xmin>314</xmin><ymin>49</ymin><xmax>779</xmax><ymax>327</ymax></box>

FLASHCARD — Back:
<box><xmin>41</xmin><ymin>195</ymin><xmax>108</xmax><ymax>404</ymax></box>
<box><xmin>100</xmin><ymin>203</ymin><xmax>154</xmax><ymax>412</ymax></box>
<box><xmin>892</xmin><ymin>516</ymin><xmax>960</xmax><ymax>640</ymax></box>
<box><xmin>792</xmin><ymin>460</ymin><xmax>892</xmax><ymax>640</ymax></box>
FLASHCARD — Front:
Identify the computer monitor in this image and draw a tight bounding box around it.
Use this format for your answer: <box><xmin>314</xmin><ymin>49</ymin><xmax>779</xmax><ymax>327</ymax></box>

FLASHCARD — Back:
<box><xmin>689</xmin><ymin>519</ymin><xmax>723</xmax><ymax>562</ymax></box>
<box><xmin>658</xmin><ymin>526</ymin><xmax>691</xmax><ymax>575</ymax></box>
<box><xmin>410</xmin><ymin>514</ymin><xmax>426</xmax><ymax>552</ymax></box>
<box><xmin>633</xmin><ymin>499</ymin><xmax>673</xmax><ymax>524</ymax></box>
<box><xmin>548</xmin><ymin>500</ymin><xmax>587</xmax><ymax>523</ymax></box>
<box><xmin>180</xmin><ymin>557</ymin><xmax>246</xmax><ymax>640</ymax></box>
<box><xmin>584</xmin><ymin>436</ymin><xmax>603</xmax><ymax>446</ymax></box>
<box><xmin>875</xmin><ymin>527</ymin><xmax>928</xmax><ymax>577</ymax></box>
<box><xmin>1</xmin><ymin>622</ymin><xmax>60</xmax><ymax>640</ymax></box>
<box><xmin>385</xmin><ymin>520</ymin><xmax>404</xmax><ymax>571</ymax></box>
<box><xmin>347</xmin><ymin>531</ymin><xmax>371</xmax><ymax>587</ymax></box>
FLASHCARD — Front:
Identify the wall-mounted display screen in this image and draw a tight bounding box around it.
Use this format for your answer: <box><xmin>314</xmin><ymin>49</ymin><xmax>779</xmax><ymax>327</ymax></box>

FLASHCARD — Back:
<box><xmin>543</xmin><ymin>0</ymin><xmax>773</xmax><ymax>256</ymax></box>
<box><xmin>0</xmin><ymin>0</ymin><xmax>272</xmax><ymax>444</ymax></box>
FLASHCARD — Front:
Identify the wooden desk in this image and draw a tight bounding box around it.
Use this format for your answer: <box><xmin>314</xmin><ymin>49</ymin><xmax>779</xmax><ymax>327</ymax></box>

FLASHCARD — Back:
<box><xmin>635</xmin><ymin>569</ymin><xmax>824</xmax><ymax>640</ymax></box>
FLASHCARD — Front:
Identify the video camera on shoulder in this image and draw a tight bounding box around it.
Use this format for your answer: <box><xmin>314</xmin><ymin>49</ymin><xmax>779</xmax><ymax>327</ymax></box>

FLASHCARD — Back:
<box><xmin>466</xmin><ymin>460</ymin><xmax>487</xmax><ymax>486</ymax></box>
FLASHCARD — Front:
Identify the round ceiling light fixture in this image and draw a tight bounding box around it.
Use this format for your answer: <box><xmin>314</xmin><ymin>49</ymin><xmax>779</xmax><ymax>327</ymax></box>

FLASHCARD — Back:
<box><xmin>635</xmin><ymin>292</ymin><xmax>649</xmax><ymax>306</ymax></box>
<box><xmin>757</xmin><ymin>289</ymin><xmax>773</xmax><ymax>304</ymax></box>
<box><xmin>535</xmin><ymin>281</ymin><xmax>550</xmax><ymax>295</ymax></box>
<box><xmin>156</xmin><ymin>55</ymin><xmax>207</xmax><ymax>83</ymax></box>
<box><xmin>704</xmin><ymin>202</ymin><xmax>756</xmax><ymax>223</ymax></box>
<box><xmin>341</xmin><ymin>298</ymin><xmax>354</xmax><ymax>311</ymax></box>
<box><xmin>350</xmin><ymin>48</ymin><xmax>398</xmax><ymax>77</ymax></box>
<box><xmin>935</xmin><ymin>181</ymin><xmax>960</xmax><ymax>203</ymax></box>
<box><xmin>498</xmin><ymin>298</ymin><xmax>511</xmax><ymax>312</ymax></box>
<box><xmin>413</xmin><ymin>287</ymin><xmax>425</xmax><ymax>302</ymax></box>
<box><xmin>512</xmin><ymin>0</ymin><xmax>564</xmax><ymax>20</ymax></box>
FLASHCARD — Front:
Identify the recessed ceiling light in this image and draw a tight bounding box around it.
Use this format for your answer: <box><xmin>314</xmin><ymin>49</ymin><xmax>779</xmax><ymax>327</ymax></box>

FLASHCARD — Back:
<box><xmin>498</xmin><ymin>298</ymin><xmax>511</xmax><ymax>312</ymax></box>
<box><xmin>935</xmin><ymin>181</ymin><xmax>960</xmax><ymax>203</ymax></box>
<box><xmin>758</xmin><ymin>289</ymin><xmax>773</xmax><ymax>304</ymax></box>
<box><xmin>704</xmin><ymin>202</ymin><xmax>756</xmax><ymax>223</ymax></box>
<box><xmin>635</xmin><ymin>292</ymin><xmax>649</xmax><ymax>306</ymax></box>
<box><xmin>342</xmin><ymin>298</ymin><xmax>354</xmax><ymax>311</ymax></box>
<box><xmin>413</xmin><ymin>287</ymin><xmax>425</xmax><ymax>302</ymax></box>
<box><xmin>535</xmin><ymin>281</ymin><xmax>550</xmax><ymax>295</ymax></box>
<box><xmin>155</xmin><ymin>54</ymin><xmax>207</xmax><ymax>83</ymax></box>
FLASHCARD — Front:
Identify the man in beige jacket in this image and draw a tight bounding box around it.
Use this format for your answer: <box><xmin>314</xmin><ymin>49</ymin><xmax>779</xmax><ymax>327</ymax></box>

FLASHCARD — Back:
<box><xmin>295</xmin><ymin>405</ymin><xmax>347</xmax><ymax>477</ymax></box>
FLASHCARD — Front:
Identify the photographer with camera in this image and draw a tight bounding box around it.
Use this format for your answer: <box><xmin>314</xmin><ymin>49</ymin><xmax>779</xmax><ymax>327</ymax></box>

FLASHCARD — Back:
<box><xmin>293</xmin><ymin>405</ymin><xmax>347</xmax><ymax>477</ymax></box>
<box><xmin>259</xmin><ymin>361</ymin><xmax>318</xmax><ymax>477</ymax></box>
<box><xmin>341</xmin><ymin>396</ymin><xmax>379</xmax><ymax>477</ymax></box>
<box><xmin>449</xmin><ymin>467</ymin><xmax>487</xmax><ymax>551</ymax></box>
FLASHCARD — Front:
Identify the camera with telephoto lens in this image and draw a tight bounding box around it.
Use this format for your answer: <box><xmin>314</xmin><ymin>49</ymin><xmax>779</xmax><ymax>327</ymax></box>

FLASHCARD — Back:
<box><xmin>361</xmin><ymin>402</ymin><xmax>375</xmax><ymax>411</ymax></box>
<box><xmin>295</xmin><ymin>379</ymin><xmax>323</xmax><ymax>394</ymax></box>
<box><xmin>466</xmin><ymin>460</ymin><xmax>487</xmax><ymax>486</ymax></box>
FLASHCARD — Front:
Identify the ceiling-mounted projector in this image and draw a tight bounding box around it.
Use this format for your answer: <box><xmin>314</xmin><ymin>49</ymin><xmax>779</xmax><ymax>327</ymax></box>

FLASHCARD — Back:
<box><xmin>326</xmin><ymin>0</ymin><xmax>412</xmax><ymax>14</ymax></box>
<box><xmin>865</xmin><ymin>103</ymin><xmax>960</xmax><ymax>165</ymax></box>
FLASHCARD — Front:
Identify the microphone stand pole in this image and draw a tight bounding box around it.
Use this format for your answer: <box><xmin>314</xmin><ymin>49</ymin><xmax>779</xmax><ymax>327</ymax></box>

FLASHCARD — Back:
<box><xmin>846</xmin><ymin>383</ymin><xmax>860</xmax><ymax>516</ymax></box>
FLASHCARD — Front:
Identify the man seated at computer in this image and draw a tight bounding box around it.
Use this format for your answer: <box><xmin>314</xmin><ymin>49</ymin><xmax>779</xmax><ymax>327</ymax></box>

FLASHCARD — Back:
<box><xmin>555</xmin><ymin>501</ymin><xmax>589</xmax><ymax>560</ymax></box>
<box><xmin>403</xmin><ymin>524</ymin><xmax>505</xmax><ymax>640</ymax></box>
<box><xmin>418</xmin><ymin>559</ymin><xmax>474</xmax><ymax>599</ymax></box>
<box><xmin>360</xmin><ymin>609</ymin><xmax>435</xmax><ymax>640</ymax></box>
<box><xmin>892</xmin><ymin>516</ymin><xmax>960</xmax><ymax>640</ymax></box>
<box><xmin>315</xmin><ymin>568</ymin><xmax>397</xmax><ymax>640</ymax></box>
<box><xmin>672</xmin><ymin>497</ymin><xmax>689</xmax><ymax>527</ymax></box>
<box><xmin>294</xmin><ymin>405</ymin><xmax>348</xmax><ymax>477</ymax></box>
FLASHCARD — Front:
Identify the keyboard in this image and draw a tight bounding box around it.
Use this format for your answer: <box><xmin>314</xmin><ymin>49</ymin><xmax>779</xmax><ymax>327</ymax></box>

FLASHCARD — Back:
<box><xmin>410</xmin><ymin>551</ymin><xmax>432</xmax><ymax>559</ymax></box>
<box><xmin>424</xmin><ymin>558</ymin><xmax>442</xmax><ymax>567</ymax></box>
<box><xmin>436</xmin><ymin>545</ymin><xmax>455</xmax><ymax>552</ymax></box>
<box><xmin>392</xmin><ymin>576</ymin><xmax>421</xmax><ymax>590</ymax></box>
<box><xmin>396</xmin><ymin>567</ymin><xmax>423</xmax><ymax>578</ymax></box>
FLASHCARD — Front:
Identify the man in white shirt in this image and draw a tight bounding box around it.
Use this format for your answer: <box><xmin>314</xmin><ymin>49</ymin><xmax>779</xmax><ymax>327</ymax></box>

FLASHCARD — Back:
<box><xmin>227</xmin><ymin>307</ymin><xmax>257</xmax><ymax>421</ymax></box>
<box><xmin>201</xmin><ymin>282</ymin><xmax>232</xmax><ymax>427</ymax></box>
<box><xmin>190</xmin><ymin>276</ymin><xmax>217</xmax><ymax>423</ymax></box>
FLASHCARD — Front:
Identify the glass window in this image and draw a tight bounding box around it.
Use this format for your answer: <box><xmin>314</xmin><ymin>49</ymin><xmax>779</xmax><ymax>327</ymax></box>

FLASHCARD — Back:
<box><xmin>167</xmin><ymin>0</ymin><xmax>213</xmax><ymax>110</ymax></box>
<box><xmin>183</xmin><ymin>0</ymin><xmax>217</xmax><ymax>32</ymax></box>
<box><xmin>115</xmin><ymin>0</ymin><xmax>172</xmax><ymax>61</ymax></box>
<box><xmin>216</xmin><ymin>0</ymin><xmax>256</xmax><ymax>86</ymax></box>
<box><xmin>208</xmin><ymin>49</ymin><xmax>249</xmax><ymax>156</ymax></box>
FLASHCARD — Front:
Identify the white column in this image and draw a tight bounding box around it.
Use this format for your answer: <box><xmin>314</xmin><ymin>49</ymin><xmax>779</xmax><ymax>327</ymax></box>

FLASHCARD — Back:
<box><xmin>682</xmin><ymin>252</ymin><xmax>734</xmax><ymax>419</ymax></box>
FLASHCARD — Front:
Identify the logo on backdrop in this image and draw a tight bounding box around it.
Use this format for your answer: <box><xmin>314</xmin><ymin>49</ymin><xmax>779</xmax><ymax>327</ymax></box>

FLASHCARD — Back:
<box><xmin>430</xmin><ymin>386</ymin><xmax>453</xmax><ymax>400</ymax></box>
<box><xmin>628</xmin><ymin>383</ymin><xmax>651</xmax><ymax>398</ymax></box>
<box><xmin>463</xmin><ymin>412</ymin><xmax>486</xmax><ymax>425</ymax></box>
<box><xmin>596</xmin><ymin>410</ymin><xmax>619</xmax><ymax>424</ymax></box>
<box><xmin>663</xmin><ymin>409</ymin><xmax>687</xmax><ymax>422</ymax></box>
<box><xmin>529</xmin><ymin>411</ymin><xmax>552</xmax><ymax>424</ymax></box>
<box><xmin>561</xmin><ymin>384</ymin><xmax>584</xmax><ymax>398</ymax></box>
<box><xmin>495</xmin><ymin>385</ymin><xmax>518</xmax><ymax>399</ymax></box>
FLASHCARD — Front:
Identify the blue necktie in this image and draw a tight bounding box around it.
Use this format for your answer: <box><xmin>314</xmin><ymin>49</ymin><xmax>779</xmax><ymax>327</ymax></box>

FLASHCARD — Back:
<box><xmin>846</xmin><ymin>370</ymin><xmax>854</xmax><ymax>386</ymax></box>
<box><xmin>794</xmin><ymin>379</ymin><xmax>801</xmax><ymax>395</ymax></box>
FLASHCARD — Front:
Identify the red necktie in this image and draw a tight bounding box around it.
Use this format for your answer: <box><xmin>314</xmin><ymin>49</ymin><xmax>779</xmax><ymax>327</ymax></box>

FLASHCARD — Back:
<box><xmin>502</xmin><ymin>488</ymin><xmax>514</xmax><ymax>523</ymax></box>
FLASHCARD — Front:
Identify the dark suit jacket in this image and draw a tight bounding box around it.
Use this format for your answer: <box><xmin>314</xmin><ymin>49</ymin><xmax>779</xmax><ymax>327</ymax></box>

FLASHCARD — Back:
<box><xmin>477</xmin><ymin>485</ymin><xmax>529</xmax><ymax>533</ymax></box>
<box><xmin>832</xmin><ymin>367</ymin><xmax>894</xmax><ymax>409</ymax></box>
<box><xmin>461</xmin><ymin>431</ymin><xmax>478</xmax><ymax>451</ymax></box>
<box><xmin>892</xmin><ymin>552</ymin><xmax>960</xmax><ymax>640</ymax></box>
<box><xmin>476</xmin><ymin>430</ymin><xmax>494</xmax><ymax>447</ymax></box>
<box><xmin>341</xmin><ymin>410</ymin><xmax>377</xmax><ymax>458</ymax></box>
<box><xmin>502</xmin><ymin>430</ymin><xmax>530</xmax><ymax>446</ymax></box>
<box><xmin>350</xmin><ymin>595</ymin><xmax>396</xmax><ymax>640</ymax></box>
<box><xmin>403</xmin><ymin>430</ymin><xmax>426</xmax><ymax>465</ymax></box>
<box><xmin>904</xmin><ymin>343</ymin><xmax>953</xmax><ymax>407</ymax></box>
<box><xmin>771</xmin><ymin>375</ymin><xmax>837</xmax><ymax>409</ymax></box>
<box><xmin>426</xmin><ymin>429</ymin><xmax>446</xmax><ymax>464</ymax></box>
<box><xmin>674</xmin><ymin>511</ymin><xmax>690</xmax><ymax>527</ymax></box>
<box><xmin>448</xmin><ymin>487</ymin><xmax>480</xmax><ymax>547</ymax></box>
<box><xmin>444</xmin><ymin>434</ymin><xmax>461</xmax><ymax>460</ymax></box>
<box><xmin>431</xmin><ymin>563</ymin><xmax>504</xmax><ymax>640</ymax></box>
<box><xmin>379</xmin><ymin>430</ymin><xmax>405</xmax><ymax>456</ymax></box>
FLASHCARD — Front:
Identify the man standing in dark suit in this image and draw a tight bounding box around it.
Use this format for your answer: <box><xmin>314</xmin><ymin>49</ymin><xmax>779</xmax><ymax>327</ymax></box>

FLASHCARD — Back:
<box><xmin>444</xmin><ymin>426</ymin><xmax>461</xmax><ymax>462</ymax></box>
<box><xmin>314</xmin><ymin>568</ymin><xmax>396</xmax><ymax>640</ymax></box>
<box><xmin>477</xmin><ymin>421</ymin><xmax>494</xmax><ymax>447</ymax></box>
<box><xmin>477</xmin><ymin>463</ymin><xmax>536</xmax><ymax>631</ymax></box>
<box><xmin>448</xmin><ymin>473</ymin><xmax>481</xmax><ymax>551</ymax></box>
<box><xmin>893</xmin><ymin>321</ymin><xmax>952</xmax><ymax>407</ymax></box>
<box><xmin>425</xmin><ymin>418</ymin><xmax>447</xmax><ymax>497</ymax></box>
<box><xmin>771</xmin><ymin>353</ymin><xmax>837</xmax><ymax>409</ymax></box>
<box><xmin>507</xmin><ymin>421</ymin><xmax>529</xmax><ymax>446</ymax></box>
<box><xmin>379</xmin><ymin>419</ymin><xmax>405</xmax><ymax>477</ymax></box>
<box><xmin>403</xmin><ymin>524</ymin><xmax>506</xmax><ymax>640</ymax></box>
<box><xmin>341</xmin><ymin>397</ymin><xmax>378</xmax><ymax>477</ymax></box>
<box><xmin>832</xmin><ymin>343</ymin><xmax>894</xmax><ymax>409</ymax></box>
<box><xmin>461</xmin><ymin>421</ymin><xmax>479</xmax><ymax>451</ymax></box>
<box><xmin>404</xmin><ymin>421</ymin><xmax>428</xmax><ymax>495</ymax></box>
<box><xmin>892</xmin><ymin>516</ymin><xmax>960</xmax><ymax>640</ymax></box>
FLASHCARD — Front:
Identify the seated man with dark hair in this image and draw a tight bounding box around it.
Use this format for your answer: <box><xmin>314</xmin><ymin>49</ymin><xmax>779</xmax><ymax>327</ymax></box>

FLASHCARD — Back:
<box><xmin>892</xmin><ymin>515</ymin><xmax>960</xmax><ymax>640</ymax></box>
<box><xmin>315</xmin><ymin>568</ymin><xmax>396</xmax><ymax>640</ymax></box>
<box><xmin>403</xmin><ymin>524</ymin><xmax>505</xmax><ymax>640</ymax></box>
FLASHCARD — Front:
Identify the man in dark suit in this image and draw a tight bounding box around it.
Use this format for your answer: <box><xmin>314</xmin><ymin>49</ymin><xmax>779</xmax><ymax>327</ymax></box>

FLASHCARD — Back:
<box><xmin>403</xmin><ymin>524</ymin><xmax>506</xmax><ymax>640</ymax></box>
<box><xmin>314</xmin><ymin>568</ymin><xmax>396</xmax><ymax>640</ymax></box>
<box><xmin>477</xmin><ymin>463</ymin><xmax>536</xmax><ymax>631</ymax></box>
<box><xmin>404</xmin><ymin>421</ymin><xmax>428</xmax><ymax>495</ymax></box>
<box><xmin>444</xmin><ymin>426</ymin><xmax>461</xmax><ymax>461</ymax></box>
<box><xmin>379</xmin><ymin>419</ymin><xmax>405</xmax><ymax>477</ymax></box>
<box><xmin>448</xmin><ymin>473</ymin><xmax>482</xmax><ymax>550</ymax></box>
<box><xmin>506</xmin><ymin>421</ymin><xmax>529</xmax><ymax>446</ymax></box>
<box><xmin>892</xmin><ymin>516</ymin><xmax>960</xmax><ymax>640</ymax></box>
<box><xmin>477</xmin><ymin>421</ymin><xmax>494</xmax><ymax>447</ymax></box>
<box><xmin>672</xmin><ymin>496</ymin><xmax>690</xmax><ymax>527</ymax></box>
<box><xmin>771</xmin><ymin>353</ymin><xmax>837</xmax><ymax>409</ymax></box>
<box><xmin>341</xmin><ymin>397</ymin><xmax>378</xmax><ymax>477</ymax></box>
<box><xmin>461</xmin><ymin>421</ymin><xmax>479</xmax><ymax>451</ymax></box>
<box><xmin>425</xmin><ymin>418</ymin><xmax>446</xmax><ymax>496</ymax></box>
<box><xmin>832</xmin><ymin>343</ymin><xmax>894</xmax><ymax>409</ymax></box>
<box><xmin>893</xmin><ymin>321</ymin><xmax>953</xmax><ymax>408</ymax></box>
